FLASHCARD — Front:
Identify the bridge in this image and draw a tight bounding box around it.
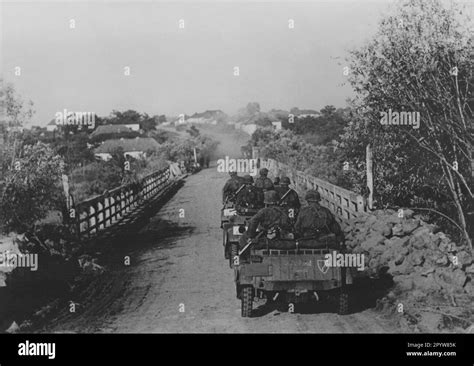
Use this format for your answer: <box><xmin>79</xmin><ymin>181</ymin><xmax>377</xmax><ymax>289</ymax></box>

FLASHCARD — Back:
<box><xmin>6</xmin><ymin>127</ymin><xmax>466</xmax><ymax>334</ymax></box>
<box><xmin>71</xmin><ymin>166</ymin><xmax>185</xmax><ymax>243</ymax></box>
<box><xmin>23</xmin><ymin>129</ymin><xmax>402</xmax><ymax>334</ymax></box>
<box><xmin>71</xmin><ymin>158</ymin><xmax>366</xmax><ymax>244</ymax></box>
<box><xmin>260</xmin><ymin>158</ymin><xmax>369</xmax><ymax>223</ymax></box>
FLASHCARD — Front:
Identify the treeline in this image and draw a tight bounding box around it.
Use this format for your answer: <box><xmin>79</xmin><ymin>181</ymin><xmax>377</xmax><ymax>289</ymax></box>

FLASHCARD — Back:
<box><xmin>102</xmin><ymin>110</ymin><xmax>167</xmax><ymax>131</ymax></box>
<box><xmin>234</xmin><ymin>102</ymin><xmax>348</xmax><ymax>147</ymax></box>
<box><xmin>246</xmin><ymin>127</ymin><xmax>352</xmax><ymax>191</ymax></box>
<box><xmin>0</xmin><ymin>84</ymin><xmax>218</xmax><ymax>234</ymax></box>
<box><xmin>247</xmin><ymin>0</ymin><xmax>474</xmax><ymax>248</ymax></box>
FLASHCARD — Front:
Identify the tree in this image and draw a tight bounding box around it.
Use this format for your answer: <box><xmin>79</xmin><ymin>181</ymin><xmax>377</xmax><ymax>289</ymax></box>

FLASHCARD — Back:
<box><xmin>0</xmin><ymin>79</ymin><xmax>34</xmax><ymax>129</ymax></box>
<box><xmin>108</xmin><ymin>110</ymin><xmax>142</xmax><ymax>125</ymax></box>
<box><xmin>235</xmin><ymin>102</ymin><xmax>261</xmax><ymax>123</ymax></box>
<box><xmin>0</xmin><ymin>143</ymin><xmax>64</xmax><ymax>233</ymax></box>
<box><xmin>139</xmin><ymin>113</ymin><xmax>157</xmax><ymax>132</ymax></box>
<box><xmin>80</xmin><ymin>160</ymin><xmax>123</xmax><ymax>199</ymax></box>
<box><xmin>290</xmin><ymin>107</ymin><xmax>300</xmax><ymax>115</ymax></box>
<box><xmin>245</xmin><ymin>102</ymin><xmax>260</xmax><ymax>116</ymax></box>
<box><xmin>106</xmin><ymin>110</ymin><xmax>158</xmax><ymax>132</ymax></box>
<box><xmin>52</xmin><ymin>133</ymin><xmax>95</xmax><ymax>169</ymax></box>
<box><xmin>247</xmin><ymin>127</ymin><xmax>345</xmax><ymax>185</ymax></box>
<box><xmin>343</xmin><ymin>0</ymin><xmax>474</xmax><ymax>248</ymax></box>
<box><xmin>293</xmin><ymin>105</ymin><xmax>348</xmax><ymax>145</ymax></box>
<box><xmin>320</xmin><ymin>105</ymin><xmax>336</xmax><ymax>117</ymax></box>
<box><xmin>254</xmin><ymin>115</ymin><xmax>273</xmax><ymax>127</ymax></box>
<box><xmin>186</xmin><ymin>125</ymin><xmax>200</xmax><ymax>137</ymax></box>
<box><xmin>0</xmin><ymin>82</ymin><xmax>66</xmax><ymax>233</ymax></box>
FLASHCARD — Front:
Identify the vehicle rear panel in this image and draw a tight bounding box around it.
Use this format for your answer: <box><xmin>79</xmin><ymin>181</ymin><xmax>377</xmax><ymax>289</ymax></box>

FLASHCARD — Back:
<box><xmin>238</xmin><ymin>249</ymin><xmax>353</xmax><ymax>290</ymax></box>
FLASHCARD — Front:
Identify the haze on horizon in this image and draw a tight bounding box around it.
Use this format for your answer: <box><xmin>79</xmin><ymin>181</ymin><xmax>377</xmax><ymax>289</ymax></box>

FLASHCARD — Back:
<box><xmin>1</xmin><ymin>0</ymin><xmax>470</xmax><ymax>127</ymax></box>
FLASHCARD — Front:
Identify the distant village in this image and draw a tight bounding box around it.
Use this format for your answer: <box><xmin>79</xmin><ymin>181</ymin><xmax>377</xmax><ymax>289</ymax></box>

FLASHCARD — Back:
<box><xmin>1</xmin><ymin>106</ymin><xmax>321</xmax><ymax>162</ymax></box>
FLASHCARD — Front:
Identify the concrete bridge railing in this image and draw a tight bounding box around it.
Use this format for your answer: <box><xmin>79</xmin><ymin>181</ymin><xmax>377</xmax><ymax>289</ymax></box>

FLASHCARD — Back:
<box><xmin>260</xmin><ymin>158</ymin><xmax>368</xmax><ymax>223</ymax></box>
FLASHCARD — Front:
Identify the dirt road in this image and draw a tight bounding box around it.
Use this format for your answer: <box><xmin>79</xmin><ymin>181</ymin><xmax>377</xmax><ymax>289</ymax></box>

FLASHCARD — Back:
<box><xmin>41</xmin><ymin>129</ymin><xmax>399</xmax><ymax>333</ymax></box>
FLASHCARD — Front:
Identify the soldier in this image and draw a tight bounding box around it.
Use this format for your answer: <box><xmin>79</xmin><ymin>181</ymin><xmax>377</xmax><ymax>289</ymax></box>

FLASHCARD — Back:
<box><xmin>238</xmin><ymin>190</ymin><xmax>293</xmax><ymax>250</ymax></box>
<box><xmin>294</xmin><ymin>190</ymin><xmax>344</xmax><ymax>244</ymax></box>
<box><xmin>273</xmin><ymin>176</ymin><xmax>280</xmax><ymax>188</ymax></box>
<box><xmin>275</xmin><ymin>176</ymin><xmax>300</xmax><ymax>210</ymax></box>
<box><xmin>222</xmin><ymin>170</ymin><xmax>242</xmax><ymax>204</ymax></box>
<box><xmin>235</xmin><ymin>175</ymin><xmax>263</xmax><ymax>209</ymax></box>
<box><xmin>254</xmin><ymin>168</ymin><xmax>274</xmax><ymax>192</ymax></box>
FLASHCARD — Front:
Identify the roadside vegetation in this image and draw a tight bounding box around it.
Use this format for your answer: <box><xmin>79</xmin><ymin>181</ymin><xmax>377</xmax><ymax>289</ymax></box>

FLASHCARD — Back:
<box><xmin>0</xmin><ymin>80</ymin><xmax>218</xmax><ymax>235</ymax></box>
<box><xmin>244</xmin><ymin>0</ymin><xmax>473</xmax><ymax>247</ymax></box>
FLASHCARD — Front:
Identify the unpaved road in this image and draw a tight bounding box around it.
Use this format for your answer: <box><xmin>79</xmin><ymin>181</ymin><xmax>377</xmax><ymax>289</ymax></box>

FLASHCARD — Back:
<box><xmin>40</xmin><ymin>129</ymin><xmax>399</xmax><ymax>333</ymax></box>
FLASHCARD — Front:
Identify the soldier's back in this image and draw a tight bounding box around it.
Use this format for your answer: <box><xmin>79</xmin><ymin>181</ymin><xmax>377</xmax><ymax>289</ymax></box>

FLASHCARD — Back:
<box><xmin>295</xmin><ymin>205</ymin><xmax>314</xmax><ymax>228</ymax></box>
<box><xmin>223</xmin><ymin>177</ymin><xmax>241</xmax><ymax>193</ymax></box>
<box><xmin>255</xmin><ymin>177</ymin><xmax>273</xmax><ymax>190</ymax></box>
<box><xmin>236</xmin><ymin>185</ymin><xmax>263</xmax><ymax>208</ymax></box>
<box><xmin>252</xmin><ymin>206</ymin><xmax>290</xmax><ymax>229</ymax></box>
<box><xmin>276</xmin><ymin>186</ymin><xmax>300</xmax><ymax>207</ymax></box>
<box><xmin>275</xmin><ymin>186</ymin><xmax>287</xmax><ymax>197</ymax></box>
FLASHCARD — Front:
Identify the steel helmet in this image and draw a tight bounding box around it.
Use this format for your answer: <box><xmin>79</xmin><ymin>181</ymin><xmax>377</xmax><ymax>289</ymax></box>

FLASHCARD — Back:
<box><xmin>280</xmin><ymin>176</ymin><xmax>291</xmax><ymax>185</ymax></box>
<box><xmin>305</xmin><ymin>190</ymin><xmax>321</xmax><ymax>202</ymax></box>
<box><xmin>243</xmin><ymin>175</ymin><xmax>253</xmax><ymax>184</ymax></box>
<box><xmin>259</xmin><ymin>168</ymin><xmax>269</xmax><ymax>177</ymax></box>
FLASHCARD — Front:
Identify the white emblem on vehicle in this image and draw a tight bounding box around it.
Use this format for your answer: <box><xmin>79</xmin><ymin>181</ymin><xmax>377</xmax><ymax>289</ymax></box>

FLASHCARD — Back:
<box><xmin>316</xmin><ymin>259</ymin><xmax>330</xmax><ymax>274</ymax></box>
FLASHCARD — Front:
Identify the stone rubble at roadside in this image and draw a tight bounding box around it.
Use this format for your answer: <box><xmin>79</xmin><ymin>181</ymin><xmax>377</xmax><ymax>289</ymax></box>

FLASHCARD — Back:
<box><xmin>343</xmin><ymin>208</ymin><xmax>473</xmax><ymax>332</ymax></box>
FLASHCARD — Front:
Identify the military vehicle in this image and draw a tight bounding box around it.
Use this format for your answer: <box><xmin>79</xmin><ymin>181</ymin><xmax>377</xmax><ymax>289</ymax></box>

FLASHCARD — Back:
<box><xmin>233</xmin><ymin>233</ymin><xmax>353</xmax><ymax>317</ymax></box>
<box><xmin>222</xmin><ymin>205</ymin><xmax>259</xmax><ymax>267</ymax></box>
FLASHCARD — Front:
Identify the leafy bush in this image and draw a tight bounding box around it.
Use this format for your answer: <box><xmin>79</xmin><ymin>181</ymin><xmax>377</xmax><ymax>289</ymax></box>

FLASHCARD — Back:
<box><xmin>0</xmin><ymin>143</ymin><xmax>64</xmax><ymax>233</ymax></box>
<box><xmin>342</xmin><ymin>0</ymin><xmax>474</xmax><ymax>247</ymax></box>
<box><xmin>157</xmin><ymin>133</ymin><xmax>219</xmax><ymax>163</ymax></box>
<box><xmin>247</xmin><ymin>128</ymin><xmax>348</xmax><ymax>186</ymax></box>
<box><xmin>293</xmin><ymin>108</ymin><xmax>348</xmax><ymax>145</ymax></box>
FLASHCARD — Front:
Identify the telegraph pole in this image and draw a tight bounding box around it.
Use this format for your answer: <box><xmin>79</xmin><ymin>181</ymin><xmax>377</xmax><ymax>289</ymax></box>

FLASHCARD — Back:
<box><xmin>366</xmin><ymin>144</ymin><xmax>374</xmax><ymax>210</ymax></box>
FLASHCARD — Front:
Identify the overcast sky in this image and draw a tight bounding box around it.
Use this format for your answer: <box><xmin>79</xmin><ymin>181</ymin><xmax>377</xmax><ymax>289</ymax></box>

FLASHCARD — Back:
<box><xmin>1</xmin><ymin>0</ymin><xmax>472</xmax><ymax>126</ymax></box>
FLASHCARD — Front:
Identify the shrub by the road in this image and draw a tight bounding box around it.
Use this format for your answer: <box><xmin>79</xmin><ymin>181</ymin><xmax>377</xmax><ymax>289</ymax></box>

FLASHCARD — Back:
<box><xmin>0</xmin><ymin>142</ymin><xmax>64</xmax><ymax>233</ymax></box>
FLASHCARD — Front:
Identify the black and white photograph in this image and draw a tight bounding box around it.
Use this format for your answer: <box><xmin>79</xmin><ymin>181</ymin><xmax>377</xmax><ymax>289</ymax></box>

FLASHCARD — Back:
<box><xmin>0</xmin><ymin>0</ymin><xmax>473</xmax><ymax>361</ymax></box>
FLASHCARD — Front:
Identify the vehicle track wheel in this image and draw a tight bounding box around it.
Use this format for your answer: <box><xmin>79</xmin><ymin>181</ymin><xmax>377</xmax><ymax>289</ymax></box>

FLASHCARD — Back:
<box><xmin>337</xmin><ymin>289</ymin><xmax>349</xmax><ymax>315</ymax></box>
<box><xmin>241</xmin><ymin>286</ymin><xmax>253</xmax><ymax>317</ymax></box>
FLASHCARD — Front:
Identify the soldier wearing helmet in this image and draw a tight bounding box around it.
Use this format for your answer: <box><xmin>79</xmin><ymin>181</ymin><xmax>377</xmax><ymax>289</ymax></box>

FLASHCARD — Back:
<box><xmin>254</xmin><ymin>168</ymin><xmax>274</xmax><ymax>192</ymax></box>
<box><xmin>275</xmin><ymin>176</ymin><xmax>300</xmax><ymax>211</ymax></box>
<box><xmin>222</xmin><ymin>170</ymin><xmax>243</xmax><ymax>204</ymax></box>
<box><xmin>273</xmin><ymin>176</ymin><xmax>280</xmax><ymax>188</ymax></box>
<box><xmin>234</xmin><ymin>174</ymin><xmax>263</xmax><ymax>210</ymax></box>
<box><xmin>294</xmin><ymin>189</ymin><xmax>344</xmax><ymax>243</ymax></box>
<box><xmin>238</xmin><ymin>190</ymin><xmax>293</xmax><ymax>250</ymax></box>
